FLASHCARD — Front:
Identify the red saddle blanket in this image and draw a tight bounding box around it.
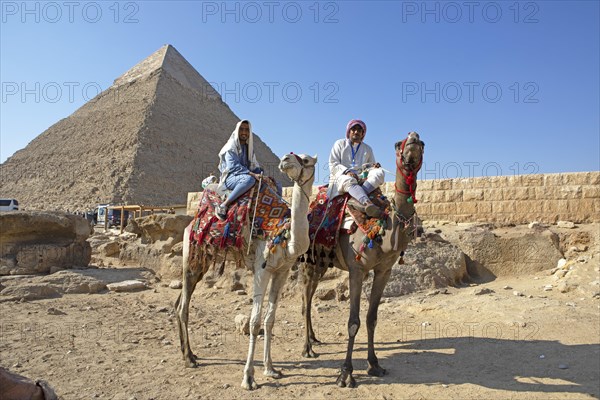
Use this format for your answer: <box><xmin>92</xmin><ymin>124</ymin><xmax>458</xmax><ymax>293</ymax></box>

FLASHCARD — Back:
<box><xmin>190</xmin><ymin>179</ymin><xmax>290</xmax><ymax>249</ymax></box>
<box><xmin>307</xmin><ymin>186</ymin><xmax>348</xmax><ymax>248</ymax></box>
<box><xmin>307</xmin><ymin>186</ymin><xmax>390</xmax><ymax>249</ymax></box>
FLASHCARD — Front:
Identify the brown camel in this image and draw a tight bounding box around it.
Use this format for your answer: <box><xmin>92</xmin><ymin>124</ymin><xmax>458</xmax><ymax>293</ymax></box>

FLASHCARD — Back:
<box><xmin>301</xmin><ymin>132</ymin><xmax>425</xmax><ymax>388</ymax></box>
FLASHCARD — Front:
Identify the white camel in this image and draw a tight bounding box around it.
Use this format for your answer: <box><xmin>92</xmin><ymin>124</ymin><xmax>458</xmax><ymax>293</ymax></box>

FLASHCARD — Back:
<box><xmin>175</xmin><ymin>152</ymin><xmax>316</xmax><ymax>391</ymax></box>
<box><xmin>241</xmin><ymin>152</ymin><xmax>316</xmax><ymax>390</ymax></box>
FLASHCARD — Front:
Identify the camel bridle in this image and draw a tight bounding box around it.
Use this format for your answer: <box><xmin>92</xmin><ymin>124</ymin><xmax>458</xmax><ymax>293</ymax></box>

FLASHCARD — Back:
<box><xmin>288</xmin><ymin>152</ymin><xmax>314</xmax><ymax>203</ymax></box>
<box><xmin>395</xmin><ymin>137</ymin><xmax>424</xmax><ymax>203</ymax></box>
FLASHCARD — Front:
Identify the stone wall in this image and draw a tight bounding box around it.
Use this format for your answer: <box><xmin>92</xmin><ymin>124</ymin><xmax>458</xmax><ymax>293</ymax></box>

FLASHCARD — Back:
<box><xmin>410</xmin><ymin>171</ymin><xmax>599</xmax><ymax>224</ymax></box>
<box><xmin>188</xmin><ymin>172</ymin><xmax>599</xmax><ymax>224</ymax></box>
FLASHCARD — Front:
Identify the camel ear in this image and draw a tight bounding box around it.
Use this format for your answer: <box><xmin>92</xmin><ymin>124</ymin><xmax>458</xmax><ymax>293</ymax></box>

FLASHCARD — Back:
<box><xmin>313</xmin><ymin>154</ymin><xmax>318</xmax><ymax>161</ymax></box>
<box><xmin>395</xmin><ymin>141</ymin><xmax>402</xmax><ymax>150</ymax></box>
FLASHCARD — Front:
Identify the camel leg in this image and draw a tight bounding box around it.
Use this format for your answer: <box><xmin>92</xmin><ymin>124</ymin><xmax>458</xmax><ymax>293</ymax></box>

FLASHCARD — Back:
<box><xmin>263</xmin><ymin>267</ymin><xmax>290</xmax><ymax>378</ymax></box>
<box><xmin>242</xmin><ymin>247</ymin><xmax>271</xmax><ymax>390</ymax></box>
<box><xmin>301</xmin><ymin>261</ymin><xmax>327</xmax><ymax>358</ymax></box>
<box><xmin>336</xmin><ymin>265</ymin><xmax>363</xmax><ymax>388</ymax></box>
<box><xmin>366</xmin><ymin>268</ymin><xmax>391</xmax><ymax>377</ymax></box>
<box><xmin>176</xmin><ymin>225</ymin><xmax>204</xmax><ymax>368</ymax></box>
<box><xmin>176</xmin><ymin>263</ymin><xmax>203</xmax><ymax>367</ymax></box>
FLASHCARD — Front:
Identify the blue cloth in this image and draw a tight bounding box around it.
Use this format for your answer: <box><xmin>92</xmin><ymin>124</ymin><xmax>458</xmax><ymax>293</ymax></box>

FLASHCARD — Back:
<box><xmin>222</xmin><ymin>145</ymin><xmax>262</xmax><ymax>177</ymax></box>
<box><xmin>225</xmin><ymin>173</ymin><xmax>255</xmax><ymax>204</ymax></box>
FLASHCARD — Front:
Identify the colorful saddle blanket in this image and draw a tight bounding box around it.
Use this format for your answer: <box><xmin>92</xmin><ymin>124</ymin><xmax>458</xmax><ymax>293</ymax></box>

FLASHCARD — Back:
<box><xmin>190</xmin><ymin>178</ymin><xmax>290</xmax><ymax>250</ymax></box>
<box><xmin>307</xmin><ymin>186</ymin><xmax>348</xmax><ymax>248</ymax></box>
<box><xmin>307</xmin><ymin>186</ymin><xmax>390</xmax><ymax>250</ymax></box>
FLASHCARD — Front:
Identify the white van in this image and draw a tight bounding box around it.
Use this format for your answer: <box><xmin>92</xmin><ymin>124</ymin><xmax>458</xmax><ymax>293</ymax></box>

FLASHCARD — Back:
<box><xmin>0</xmin><ymin>198</ymin><xmax>19</xmax><ymax>211</ymax></box>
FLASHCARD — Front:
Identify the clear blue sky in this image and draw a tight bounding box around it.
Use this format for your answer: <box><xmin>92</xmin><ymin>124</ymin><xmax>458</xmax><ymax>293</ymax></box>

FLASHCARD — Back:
<box><xmin>1</xmin><ymin>1</ymin><xmax>599</xmax><ymax>185</ymax></box>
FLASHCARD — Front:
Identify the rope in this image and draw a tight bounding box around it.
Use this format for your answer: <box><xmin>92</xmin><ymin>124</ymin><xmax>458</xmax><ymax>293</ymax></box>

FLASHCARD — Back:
<box><xmin>247</xmin><ymin>175</ymin><xmax>262</xmax><ymax>255</ymax></box>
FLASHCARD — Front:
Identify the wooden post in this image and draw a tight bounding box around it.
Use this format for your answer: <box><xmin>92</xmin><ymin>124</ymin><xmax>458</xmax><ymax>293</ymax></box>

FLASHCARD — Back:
<box><xmin>120</xmin><ymin>206</ymin><xmax>125</xmax><ymax>234</ymax></box>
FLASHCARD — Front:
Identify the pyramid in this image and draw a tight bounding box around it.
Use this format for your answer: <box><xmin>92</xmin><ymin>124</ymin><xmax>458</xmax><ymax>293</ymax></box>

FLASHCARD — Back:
<box><xmin>0</xmin><ymin>45</ymin><xmax>289</xmax><ymax>211</ymax></box>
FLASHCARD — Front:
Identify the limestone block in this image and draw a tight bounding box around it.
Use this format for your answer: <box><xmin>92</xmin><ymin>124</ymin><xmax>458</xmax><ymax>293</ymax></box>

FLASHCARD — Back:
<box><xmin>456</xmin><ymin>202</ymin><xmax>478</xmax><ymax>215</ymax></box>
<box><xmin>453</xmin><ymin>178</ymin><xmax>471</xmax><ymax>190</ymax></box>
<box><xmin>415</xmin><ymin>203</ymin><xmax>431</xmax><ymax>216</ymax></box>
<box><xmin>0</xmin><ymin>212</ymin><xmax>92</xmax><ymax>275</ymax></box>
<box><xmin>432</xmin><ymin>179</ymin><xmax>452</xmax><ymax>190</ymax></box>
<box><xmin>445</xmin><ymin>190</ymin><xmax>463</xmax><ymax>202</ymax></box>
<box><xmin>515</xmin><ymin>200</ymin><xmax>543</xmax><ymax>214</ymax></box>
<box><xmin>484</xmin><ymin>189</ymin><xmax>504</xmax><ymax>201</ymax></box>
<box><xmin>521</xmin><ymin>174</ymin><xmax>544</xmax><ymax>186</ymax></box>
<box><xmin>418</xmin><ymin>179</ymin><xmax>434</xmax><ymax>191</ymax></box>
<box><xmin>187</xmin><ymin>191</ymin><xmax>201</xmax><ymax>216</ymax></box>
<box><xmin>544</xmin><ymin>174</ymin><xmax>562</xmax><ymax>186</ymax></box>
<box><xmin>463</xmin><ymin>189</ymin><xmax>484</xmax><ymax>201</ymax></box>
<box><xmin>582</xmin><ymin>185</ymin><xmax>600</xmax><ymax>199</ymax></box>
<box><xmin>557</xmin><ymin>186</ymin><xmax>582</xmax><ymax>200</ymax></box>
<box><xmin>477</xmin><ymin>202</ymin><xmax>493</xmax><ymax>213</ymax></box>
<box><xmin>492</xmin><ymin>201</ymin><xmax>516</xmax><ymax>214</ymax></box>
<box><xmin>589</xmin><ymin>172</ymin><xmax>600</xmax><ymax>185</ymax></box>
<box><xmin>428</xmin><ymin>191</ymin><xmax>445</xmax><ymax>203</ymax></box>
<box><xmin>459</xmin><ymin>229</ymin><xmax>562</xmax><ymax>277</ymax></box>
<box><xmin>470</xmin><ymin>177</ymin><xmax>487</xmax><ymax>189</ymax></box>
<box><xmin>535</xmin><ymin>187</ymin><xmax>554</xmax><ymax>200</ymax></box>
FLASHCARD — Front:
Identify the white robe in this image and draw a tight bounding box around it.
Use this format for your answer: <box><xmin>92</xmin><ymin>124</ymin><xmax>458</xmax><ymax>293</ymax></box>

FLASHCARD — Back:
<box><xmin>327</xmin><ymin>138</ymin><xmax>384</xmax><ymax>198</ymax></box>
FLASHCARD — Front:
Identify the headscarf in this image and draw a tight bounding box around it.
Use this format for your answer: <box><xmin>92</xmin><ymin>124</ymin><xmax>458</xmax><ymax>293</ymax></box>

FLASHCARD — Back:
<box><xmin>346</xmin><ymin>119</ymin><xmax>367</xmax><ymax>138</ymax></box>
<box><xmin>217</xmin><ymin>120</ymin><xmax>260</xmax><ymax>192</ymax></box>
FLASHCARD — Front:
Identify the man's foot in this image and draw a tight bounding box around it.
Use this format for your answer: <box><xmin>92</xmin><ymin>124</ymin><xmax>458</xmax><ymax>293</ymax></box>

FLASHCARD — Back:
<box><xmin>348</xmin><ymin>198</ymin><xmax>381</xmax><ymax>218</ymax></box>
<box><xmin>216</xmin><ymin>204</ymin><xmax>228</xmax><ymax>220</ymax></box>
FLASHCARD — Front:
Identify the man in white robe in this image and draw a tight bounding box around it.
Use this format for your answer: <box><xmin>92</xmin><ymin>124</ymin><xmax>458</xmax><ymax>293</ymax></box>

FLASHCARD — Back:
<box><xmin>327</xmin><ymin>119</ymin><xmax>385</xmax><ymax>217</ymax></box>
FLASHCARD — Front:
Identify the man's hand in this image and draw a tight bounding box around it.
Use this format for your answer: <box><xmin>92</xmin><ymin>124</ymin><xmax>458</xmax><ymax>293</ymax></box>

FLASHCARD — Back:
<box><xmin>345</xmin><ymin>170</ymin><xmax>359</xmax><ymax>180</ymax></box>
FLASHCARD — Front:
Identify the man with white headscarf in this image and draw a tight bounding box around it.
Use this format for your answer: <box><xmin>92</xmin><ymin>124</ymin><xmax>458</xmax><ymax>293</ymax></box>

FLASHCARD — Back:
<box><xmin>215</xmin><ymin>120</ymin><xmax>262</xmax><ymax>220</ymax></box>
<box><xmin>328</xmin><ymin>119</ymin><xmax>385</xmax><ymax>218</ymax></box>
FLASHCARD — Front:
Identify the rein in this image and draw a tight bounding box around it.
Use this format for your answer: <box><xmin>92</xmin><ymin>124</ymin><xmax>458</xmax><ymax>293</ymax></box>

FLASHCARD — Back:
<box><xmin>394</xmin><ymin>139</ymin><xmax>423</xmax><ymax>204</ymax></box>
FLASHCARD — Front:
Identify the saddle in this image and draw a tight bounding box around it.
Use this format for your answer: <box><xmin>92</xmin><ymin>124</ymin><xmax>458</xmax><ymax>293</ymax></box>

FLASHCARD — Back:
<box><xmin>305</xmin><ymin>186</ymin><xmax>391</xmax><ymax>264</ymax></box>
<box><xmin>190</xmin><ymin>177</ymin><xmax>290</xmax><ymax>250</ymax></box>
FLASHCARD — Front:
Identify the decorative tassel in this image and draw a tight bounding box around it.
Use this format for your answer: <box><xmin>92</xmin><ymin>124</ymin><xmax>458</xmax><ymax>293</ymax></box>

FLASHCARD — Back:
<box><xmin>223</xmin><ymin>222</ymin><xmax>230</xmax><ymax>238</ymax></box>
<box><xmin>368</xmin><ymin>239</ymin><xmax>374</xmax><ymax>249</ymax></box>
<box><xmin>355</xmin><ymin>253</ymin><xmax>362</xmax><ymax>261</ymax></box>
<box><xmin>398</xmin><ymin>250</ymin><xmax>405</xmax><ymax>264</ymax></box>
<box><xmin>407</xmin><ymin>196</ymin><xmax>414</xmax><ymax>204</ymax></box>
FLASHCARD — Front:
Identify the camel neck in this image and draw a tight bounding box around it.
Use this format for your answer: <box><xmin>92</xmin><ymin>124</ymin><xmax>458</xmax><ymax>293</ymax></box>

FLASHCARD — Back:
<box><xmin>394</xmin><ymin>174</ymin><xmax>416</xmax><ymax>218</ymax></box>
<box><xmin>288</xmin><ymin>177</ymin><xmax>312</xmax><ymax>257</ymax></box>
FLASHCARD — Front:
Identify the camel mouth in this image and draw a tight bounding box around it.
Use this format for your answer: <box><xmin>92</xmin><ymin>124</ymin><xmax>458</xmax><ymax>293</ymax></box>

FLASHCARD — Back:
<box><xmin>278</xmin><ymin>161</ymin><xmax>295</xmax><ymax>172</ymax></box>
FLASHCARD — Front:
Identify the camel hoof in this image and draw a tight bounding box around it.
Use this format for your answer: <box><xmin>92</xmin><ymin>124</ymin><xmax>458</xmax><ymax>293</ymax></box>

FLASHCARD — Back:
<box><xmin>302</xmin><ymin>347</ymin><xmax>319</xmax><ymax>358</ymax></box>
<box><xmin>264</xmin><ymin>369</ymin><xmax>283</xmax><ymax>379</ymax></box>
<box><xmin>184</xmin><ymin>358</ymin><xmax>198</xmax><ymax>368</ymax></box>
<box><xmin>367</xmin><ymin>364</ymin><xmax>387</xmax><ymax>377</ymax></box>
<box><xmin>336</xmin><ymin>372</ymin><xmax>356</xmax><ymax>388</ymax></box>
<box><xmin>348</xmin><ymin>375</ymin><xmax>357</xmax><ymax>388</ymax></box>
<box><xmin>241</xmin><ymin>376</ymin><xmax>258</xmax><ymax>390</ymax></box>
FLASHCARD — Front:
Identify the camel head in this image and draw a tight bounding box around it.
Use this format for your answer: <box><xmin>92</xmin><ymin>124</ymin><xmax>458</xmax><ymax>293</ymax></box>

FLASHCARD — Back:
<box><xmin>279</xmin><ymin>153</ymin><xmax>318</xmax><ymax>184</ymax></box>
<box><xmin>395</xmin><ymin>131</ymin><xmax>424</xmax><ymax>173</ymax></box>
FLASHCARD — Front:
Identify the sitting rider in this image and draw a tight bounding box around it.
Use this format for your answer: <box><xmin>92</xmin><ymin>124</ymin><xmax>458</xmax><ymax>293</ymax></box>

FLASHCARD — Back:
<box><xmin>215</xmin><ymin>120</ymin><xmax>263</xmax><ymax>220</ymax></box>
<box><xmin>327</xmin><ymin>119</ymin><xmax>385</xmax><ymax>218</ymax></box>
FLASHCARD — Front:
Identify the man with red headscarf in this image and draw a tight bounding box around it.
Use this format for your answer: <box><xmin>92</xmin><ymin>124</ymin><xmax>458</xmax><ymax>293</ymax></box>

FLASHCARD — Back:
<box><xmin>327</xmin><ymin>119</ymin><xmax>385</xmax><ymax>217</ymax></box>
